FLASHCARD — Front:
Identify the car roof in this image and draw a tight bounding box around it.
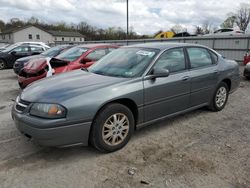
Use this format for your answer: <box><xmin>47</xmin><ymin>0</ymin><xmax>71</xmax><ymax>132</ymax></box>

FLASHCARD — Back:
<box><xmin>76</xmin><ymin>43</ymin><xmax>117</xmax><ymax>48</ymax></box>
<box><xmin>125</xmin><ymin>42</ymin><xmax>206</xmax><ymax>50</ymax></box>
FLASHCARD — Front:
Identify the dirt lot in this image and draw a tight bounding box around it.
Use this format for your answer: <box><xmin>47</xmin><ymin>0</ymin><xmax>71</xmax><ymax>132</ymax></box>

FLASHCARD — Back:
<box><xmin>0</xmin><ymin>68</ymin><xmax>249</xmax><ymax>188</ymax></box>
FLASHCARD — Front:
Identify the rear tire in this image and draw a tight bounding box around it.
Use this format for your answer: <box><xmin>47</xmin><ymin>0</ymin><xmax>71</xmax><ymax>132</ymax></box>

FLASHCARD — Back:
<box><xmin>209</xmin><ymin>82</ymin><xmax>229</xmax><ymax>112</ymax></box>
<box><xmin>90</xmin><ymin>103</ymin><xmax>134</xmax><ymax>153</ymax></box>
<box><xmin>0</xmin><ymin>59</ymin><xmax>6</xmax><ymax>70</ymax></box>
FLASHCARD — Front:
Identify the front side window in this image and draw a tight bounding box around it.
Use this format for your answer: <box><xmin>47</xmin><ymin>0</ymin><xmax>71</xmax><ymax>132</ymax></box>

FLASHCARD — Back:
<box><xmin>154</xmin><ymin>48</ymin><xmax>186</xmax><ymax>73</ymax></box>
<box><xmin>187</xmin><ymin>48</ymin><xmax>213</xmax><ymax>68</ymax></box>
<box><xmin>86</xmin><ymin>49</ymin><xmax>107</xmax><ymax>61</ymax></box>
<box><xmin>89</xmin><ymin>47</ymin><xmax>160</xmax><ymax>78</ymax></box>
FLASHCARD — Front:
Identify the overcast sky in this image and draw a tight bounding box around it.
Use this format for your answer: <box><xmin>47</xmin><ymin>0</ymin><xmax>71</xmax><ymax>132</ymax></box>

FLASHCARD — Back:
<box><xmin>0</xmin><ymin>0</ymin><xmax>248</xmax><ymax>35</ymax></box>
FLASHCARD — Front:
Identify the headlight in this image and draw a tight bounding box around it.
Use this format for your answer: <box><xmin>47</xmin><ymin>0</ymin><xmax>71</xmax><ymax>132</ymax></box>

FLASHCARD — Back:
<box><xmin>30</xmin><ymin>103</ymin><xmax>66</xmax><ymax>119</ymax></box>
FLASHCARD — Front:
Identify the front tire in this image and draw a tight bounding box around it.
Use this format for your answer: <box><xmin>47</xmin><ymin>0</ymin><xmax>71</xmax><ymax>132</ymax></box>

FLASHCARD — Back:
<box><xmin>209</xmin><ymin>82</ymin><xmax>229</xmax><ymax>111</ymax></box>
<box><xmin>90</xmin><ymin>103</ymin><xmax>134</xmax><ymax>152</ymax></box>
<box><xmin>0</xmin><ymin>59</ymin><xmax>6</xmax><ymax>70</ymax></box>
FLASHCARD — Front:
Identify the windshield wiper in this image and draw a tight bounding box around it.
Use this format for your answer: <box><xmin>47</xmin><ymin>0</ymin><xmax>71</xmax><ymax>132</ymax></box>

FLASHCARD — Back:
<box><xmin>81</xmin><ymin>67</ymin><xmax>88</xmax><ymax>72</ymax></box>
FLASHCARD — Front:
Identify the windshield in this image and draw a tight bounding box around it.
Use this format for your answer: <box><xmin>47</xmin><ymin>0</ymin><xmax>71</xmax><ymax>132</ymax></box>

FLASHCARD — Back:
<box><xmin>88</xmin><ymin>47</ymin><xmax>160</xmax><ymax>78</ymax></box>
<box><xmin>41</xmin><ymin>46</ymin><xmax>68</xmax><ymax>57</ymax></box>
<box><xmin>56</xmin><ymin>46</ymin><xmax>89</xmax><ymax>61</ymax></box>
<box><xmin>2</xmin><ymin>44</ymin><xmax>18</xmax><ymax>53</ymax></box>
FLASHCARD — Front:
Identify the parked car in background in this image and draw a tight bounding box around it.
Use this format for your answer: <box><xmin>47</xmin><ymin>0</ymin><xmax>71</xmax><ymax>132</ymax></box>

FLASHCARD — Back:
<box><xmin>12</xmin><ymin>42</ymin><xmax>240</xmax><ymax>152</ymax></box>
<box><xmin>244</xmin><ymin>62</ymin><xmax>250</xmax><ymax>79</ymax></box>
<box><xmin>18</xmin><ymin>44</ymin><xmax>118</xmax><ymax>88</ymax></box>
<box><xmin>13</xmin><ymin>45</ymin><xmax>72</xmax><ymax>74</ymax></box>
<box><xmin>0</xmin><ymin>44</ymin><xmax>47</xmax><ymax>70</ymax></box>
<box><xmin>0</xmin><ymin>42</ymin><xmax>50</xmax><ymax>52</ymax></box>
<box><xmin>0</xmin><ymin>43</ymin><xmax>10</xmax><ymax>52</ymax></box>
<box><xmin>205</xmin><ymin>28</ymin><xmax>244</xmax><ymax>36</ymax></box>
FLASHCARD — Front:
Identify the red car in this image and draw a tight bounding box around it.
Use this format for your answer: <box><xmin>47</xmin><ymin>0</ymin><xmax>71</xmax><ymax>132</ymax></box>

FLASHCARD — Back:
<box><xmin>18</xmin><ymin>44</ymin><xmax>118</xmax><ymax>88</ymax></box>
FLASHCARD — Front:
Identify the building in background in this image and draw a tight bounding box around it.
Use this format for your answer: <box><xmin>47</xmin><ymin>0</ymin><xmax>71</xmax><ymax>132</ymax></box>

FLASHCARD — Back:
<box><xmin>0</xmin><ymin>25</ymin><xmax>84</xmax><ymax>45</ymax></box>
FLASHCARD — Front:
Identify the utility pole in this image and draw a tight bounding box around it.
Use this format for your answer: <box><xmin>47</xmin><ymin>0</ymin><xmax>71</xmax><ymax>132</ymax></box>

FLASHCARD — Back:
<box><xmin>126</xmin><ymin>0</ymin><xmax>129</xmax><ymax>39</ymax></box>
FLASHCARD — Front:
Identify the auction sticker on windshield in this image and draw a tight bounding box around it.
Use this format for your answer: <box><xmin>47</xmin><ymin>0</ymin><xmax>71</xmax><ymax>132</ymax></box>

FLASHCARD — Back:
<box><xmin>136</xmin><ymin>50</ymin><xmax>154</xmax><ymax>57</ymax></box>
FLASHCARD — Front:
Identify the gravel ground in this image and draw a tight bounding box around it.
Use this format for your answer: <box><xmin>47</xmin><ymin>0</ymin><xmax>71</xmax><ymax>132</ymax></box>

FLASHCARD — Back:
<box><xmin>0</xmin><ymin>68</ymin><xmax>249</xmax><ymax>188</ymax></box>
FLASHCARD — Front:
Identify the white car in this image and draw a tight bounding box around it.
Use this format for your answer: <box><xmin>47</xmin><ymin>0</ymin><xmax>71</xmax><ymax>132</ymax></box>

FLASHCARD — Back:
<box><xmin>0</xmin><ymin>42</ymin><xmax>50</xmax><ymax>51</ymax></box>
<box><xmin>205</xmin><ymin>28</ymin><xmax>244</xmax><ymax>36</ymax></box>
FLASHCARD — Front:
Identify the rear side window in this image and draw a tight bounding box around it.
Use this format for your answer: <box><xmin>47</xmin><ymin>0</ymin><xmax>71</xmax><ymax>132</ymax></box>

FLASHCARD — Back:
<box><xmin>154</xmin><ymin>48</ymin><xmax>186</xmax><ymax>73</ymax></box>
<box><xmin>187</xmin><ymin>48</ymin><xmax>213</xmax><ymax>68</ymax></box>
<box><xmin>30</xmin><ymin>46</ymin><xmax>44</xmax><ymax>52</ymax></box>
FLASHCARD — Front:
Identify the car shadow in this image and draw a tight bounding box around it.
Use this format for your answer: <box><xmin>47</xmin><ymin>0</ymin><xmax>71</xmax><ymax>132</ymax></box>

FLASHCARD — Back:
<box><xmin>1</xmin><ymin>107</ymin><xmax>210</xmax><ymax>171</ymax></box>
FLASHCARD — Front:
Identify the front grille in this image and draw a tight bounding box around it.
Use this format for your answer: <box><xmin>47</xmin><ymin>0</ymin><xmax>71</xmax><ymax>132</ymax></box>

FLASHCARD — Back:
<box><xmin>15</xmin><ymin>97</ymin><xmax>30</xmax><ymax>113</ymax></box>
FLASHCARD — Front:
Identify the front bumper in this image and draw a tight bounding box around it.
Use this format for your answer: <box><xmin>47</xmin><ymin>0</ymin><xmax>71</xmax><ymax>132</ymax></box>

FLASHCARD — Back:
<box><xmin>244</xmin><ymin>68</ymin><xmax>250</xmax><ymax>78</ymax></box>
<box><xmin>12</xmin><ymin>106</ymin><xmax>92</xmax><ymax>147</ymax></box>
<box><xmin>13</xmin><ymin>62</ymin><xmax>24</xmax><ymax>74</ymax></box>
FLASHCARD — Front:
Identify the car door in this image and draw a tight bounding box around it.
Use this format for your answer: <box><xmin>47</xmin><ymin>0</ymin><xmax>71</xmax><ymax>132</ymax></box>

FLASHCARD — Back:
<box><xmin>30</xmin><ymin>46</ymin><xmax>45</xmax><ymax>55</ymax></box>
<box><xmin>186</xmin><ymin>47</ymin><xmax>219</xmax><ymax>107</ymax></box>
<box><xmin>8</xmin><ymin>45</ymin><xmax>30</xmax><ymax>66</ymax></box>
<box><xmin>143</xmin><ymin>47</ymin><xmax>191</xmax><ymax>122</ymax></box>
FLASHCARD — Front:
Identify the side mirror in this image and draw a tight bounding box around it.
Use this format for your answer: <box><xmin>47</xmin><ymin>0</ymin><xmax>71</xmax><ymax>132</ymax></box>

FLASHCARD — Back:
<box><xmin>10</xmin><ymin>51</ymin><xmax>17</xmax><ymax>55</ymax></box>
<box><xmin>144</xmin><ymin>67</ymin><xmax>169</xmax><ymax>80</ymax></box>
<box><xmin>80</xmin><ymin>58</ymin><xmax>92</xmax><ymax>64</ymax></box>
<box><xmin>152</xmin><ymin>67</ymin><xmax>170</xmax><ymax>78</ymax></box>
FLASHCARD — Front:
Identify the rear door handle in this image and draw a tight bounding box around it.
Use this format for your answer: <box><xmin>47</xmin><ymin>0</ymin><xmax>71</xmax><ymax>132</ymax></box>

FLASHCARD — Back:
<box><xmin>181</xmin><ymin>76</ymin><xmax>190</xmax><ymax>81</ymax></box>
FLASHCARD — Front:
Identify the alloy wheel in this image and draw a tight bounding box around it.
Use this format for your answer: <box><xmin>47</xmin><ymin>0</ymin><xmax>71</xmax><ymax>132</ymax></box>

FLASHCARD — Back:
<box><xmin>102</xmin><ymin>113</ymin><xmax>129</xmax><ymax>146</ymax></box>
<box><xmin>215</xmin><ymin>86</ymin><xmax>227</xmax><ymax>108</ymax></box>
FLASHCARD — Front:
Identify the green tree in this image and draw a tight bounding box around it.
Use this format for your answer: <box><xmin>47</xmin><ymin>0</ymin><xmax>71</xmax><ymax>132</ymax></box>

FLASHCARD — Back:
<box><xmin>221</xmin><ymin>13</ymin><xmax>236</xmax><ymax>28</ymax></box>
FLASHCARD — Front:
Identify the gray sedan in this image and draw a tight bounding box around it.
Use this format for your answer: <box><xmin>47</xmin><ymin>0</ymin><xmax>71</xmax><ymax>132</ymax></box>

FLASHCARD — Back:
<box><xmin>12</xmin><ymin>43</ymin><xmax>240</xmax><ymax>152</ymax></box>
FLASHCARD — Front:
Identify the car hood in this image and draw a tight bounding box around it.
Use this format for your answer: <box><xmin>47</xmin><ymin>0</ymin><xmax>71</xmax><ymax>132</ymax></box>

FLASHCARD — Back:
<box><xmin>17</xmin><ymin>54</ymin><xmax>45</xmax><ymax>62</ymax></box>
<box><xmin>0</xmin><ymin>52</ymin><xmax>9</xmax><ymax>58</ymax></box>
<box><xmin>23</xmin><ymin>58</ymin><xmax>48</xmax><ymax>73</ymax></box>
<box><xmin>20</xmin><ymin>70</ymin><xmax>129</xmax><ymax>103</ymax></box>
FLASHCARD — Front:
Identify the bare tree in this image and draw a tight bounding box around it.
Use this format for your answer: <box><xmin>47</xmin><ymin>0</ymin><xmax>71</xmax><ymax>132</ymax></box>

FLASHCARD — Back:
<box><xmin>221</xmin><ymin>3</ymin><xmax>250</xmax><ymax>31</ymax></box>
<box><xmin>202</xmin><ymin>21</ymin><xmax>213</xmax><ymax>34</ymax></box>
<box><xmin>235</xmin><ymin>3</ymin><xmax>250</xmax><ymax>31</ymax></box>
<box><xmin>194</xmin><ymin>25</ymin><xmax>204</xmax><ymax>35</ymax></box>
<box><xmin>170</xmin><ymin>24</ymin><xmax>185</xmax><ymax>33</ymax></box>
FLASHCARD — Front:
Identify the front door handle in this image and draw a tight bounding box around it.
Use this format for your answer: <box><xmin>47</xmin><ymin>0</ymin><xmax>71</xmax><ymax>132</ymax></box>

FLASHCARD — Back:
<box><xmin>181</xmin><ymin>76</ymin><xmax>190</xmax><ymax>81</ymax></box>
<box><xmin>214</xmin><ymin>70</ymin><xmax>219</xmax><ymax>74</ymax></box>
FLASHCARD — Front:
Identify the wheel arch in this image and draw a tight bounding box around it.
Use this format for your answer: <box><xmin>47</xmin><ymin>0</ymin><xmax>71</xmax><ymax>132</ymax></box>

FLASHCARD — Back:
<box><xmin>88</xmin><ymin>98</ymin><xmax>139</xmax><ymax>144</ymax></box>
<box><xmin>0</xmin><ymin>58</ymin><xmax>7</xmax><ymax>69</ymax></box>
<box><xmin>94</xmin><ymin>98</ymin><xmax>138</xmax><ymax>126</ymax></box>
<box><xmin>221</xmin><ymin>78</ymin><xmax>231</xmax><ymax>91</ymax></box>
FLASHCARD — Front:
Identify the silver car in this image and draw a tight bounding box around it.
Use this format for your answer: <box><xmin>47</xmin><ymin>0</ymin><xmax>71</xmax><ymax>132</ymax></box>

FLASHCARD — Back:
<box><xmin>12</xmin><ymin>43</ymin><xmax>240</xmax><ymax>152</ymax></box>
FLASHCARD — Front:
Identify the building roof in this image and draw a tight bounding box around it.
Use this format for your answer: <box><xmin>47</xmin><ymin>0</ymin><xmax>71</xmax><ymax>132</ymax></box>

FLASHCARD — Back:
<box><xmin>47</xmin><ymin>30</ymin><xmax>84</xmax><ymax>37</ymax></box>
<box><xmin>0</xmin><ymin>26</ymin><xmax>29</xmax><ymax>34</ymax></box>
<box><xmin>1</xmin><ymin>25</ymin><xmax>84</xmax><ymax>38</ymax></box>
